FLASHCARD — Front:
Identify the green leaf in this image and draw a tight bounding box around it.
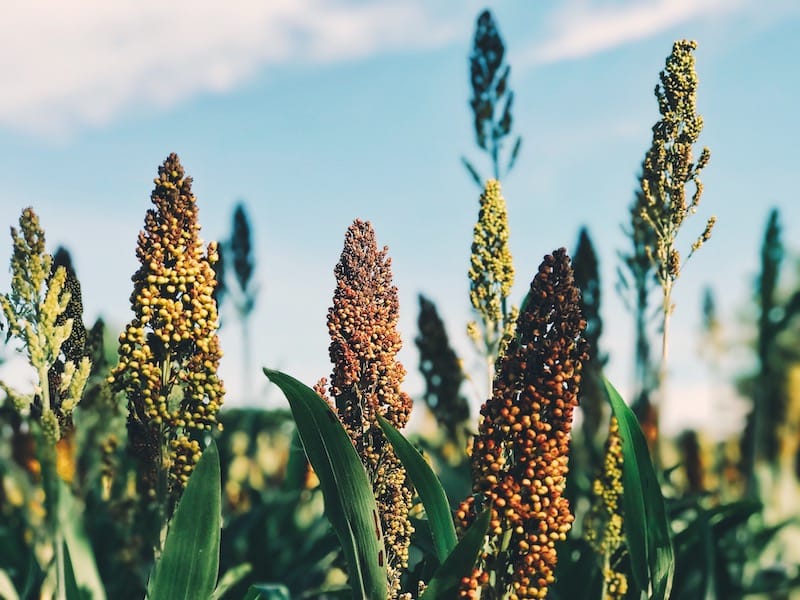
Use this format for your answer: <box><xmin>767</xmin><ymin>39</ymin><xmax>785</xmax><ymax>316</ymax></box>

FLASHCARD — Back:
<box><xmin>242</xmin><ymin>584</ymin><xmax>290</xmax><ymax>600</ymax></box>
<box><xmin>264</xmin><ymin>369</ymin><xmax>387</xmax><ymax>600</ymax></box>
<box><xmin>0</xmin><ymin>569</ymin><xmax>19</xmax><ymax>600</ymax></box>
<box><xmin>210</xmin><ymin>563</ymin><xmax>252</xmax><ymax>600</ymax></box>
<box><xmin>377</xmin><ymin>415</ymin><xmax>457</xmax><ymax>564</ymax></box>
<box><xmin>62</xmin><ymin>542</ymin><xmax>84</xmax><ymax>600</ymax></box>
<box><xmin>461</xmin><ymin>157</ymin><xmax>484</xmax><ymax>188</ymax></box>
<box><xmin>604</xmin><ymin>378</ymin><xmax>674</xmax><ymax>599</ymax></box>
<box><xmin>58</xmin><ymin>481</ymin><xmax>106</xmax><ymax>600</ymax></box>
<box><xmin>419</xmin><ymin>508</ymin><xmax>491</xmax><ymax>600</ymax></box>
<box><xmin>148</xmin><ymin>441</ymin><xmax>221</xmax><ymax>600</ymax></box>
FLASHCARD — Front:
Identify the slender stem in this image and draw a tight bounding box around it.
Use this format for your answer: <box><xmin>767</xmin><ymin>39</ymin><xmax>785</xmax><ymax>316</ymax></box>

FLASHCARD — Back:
<box><xmin>241</xmin><ymin>311</ymin><xmax>251</xmax><ymax>401</ymax></box>
<box><xmin>600</xmin><ymin>552</ymin><xmax>610</xmax><ymax>600</ymax></box>
<box><xmin>655</xmin><ymin>280</ymin><xmax>673</xmax><ymax>468</ymax></box>
<box><xmin>37</xmin><ymin>365</ymin><xmax>66</xmax><ymax>600</ymax></box>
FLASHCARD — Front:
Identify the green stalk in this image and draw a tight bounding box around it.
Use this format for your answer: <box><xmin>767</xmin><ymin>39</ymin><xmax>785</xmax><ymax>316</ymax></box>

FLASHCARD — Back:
<box><xmin>38</xmin><ymin>365</ymin><xmax>66</xmax><ymax>600</ymax></box>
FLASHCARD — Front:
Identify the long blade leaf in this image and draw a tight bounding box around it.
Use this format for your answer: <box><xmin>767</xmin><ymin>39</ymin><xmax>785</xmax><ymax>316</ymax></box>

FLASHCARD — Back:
<box><xmin>264</xmin><ymin>368</ymin><xmax>387</xmax><ymax>600</ymax></box>
<box><xmin>147</xmin><ymin>441</ymin><xmax>221</xmax><ymax>600</ymax></box>
<box><xmin>377</xmin><ymin>415</ymin><xmax>457</xmax><ymax>564</ymax></box>
<box><xmin>604</xmin><ymin>378</ymin><xmax>674</xmax><ymax>599</ymax></box>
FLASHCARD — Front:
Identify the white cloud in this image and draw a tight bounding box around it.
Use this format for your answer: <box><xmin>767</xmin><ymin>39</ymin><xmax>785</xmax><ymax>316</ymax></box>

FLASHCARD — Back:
<box><xmin>0</xmin><ymin>0</ymin><xmax>459</xmax><ymax>137</ymax></box>
<box><xmin>518</xmin><ymin>0</ymin><xmax>743</xmax><ymax>68</ymax></box>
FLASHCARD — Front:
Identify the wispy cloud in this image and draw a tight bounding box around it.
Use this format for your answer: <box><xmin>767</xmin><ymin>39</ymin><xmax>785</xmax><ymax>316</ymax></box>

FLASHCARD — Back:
<box><xmin>0</xmin><ymin>0</ymin><xmax>459</xmax><ymax>137</ymax></box>
<box><xmin>518</xmin><ymin>0</ymin><xmax>743</xmax><ymax>68</ymax></box>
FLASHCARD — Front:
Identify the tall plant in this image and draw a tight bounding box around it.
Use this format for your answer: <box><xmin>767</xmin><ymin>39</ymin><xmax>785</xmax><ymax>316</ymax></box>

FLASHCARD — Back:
<box><xmin>467</xmin><ymin>179</ymin><xmax>516</xmax><ymax>393</ymax></box>
<box><xmin>315</xmin><ymin>219</ymin><xmax>414</xmax><ymax>599</ymax></box>
<box><xmin>463</xmin><ymin>9</ymin><xmax>522</xmax><ymax>185</ymax></box>
<box><xmin>573</xmin><ymin>227</ymin><xmax>608</xmax><ymax>466</ymax></box>
<box><xmin>0</xmin><ymin>208</ymin><xmax>92</xmax><ymax>599</ymax></box>
<box><xmin>638</xmin><ymin>40</ymin><xmax>715</xmax><ymax>459</ymax></box>
<box><xmin>456</xmin><ymin>248</ymin><xmax>588</xmax><ymax>599</ymax></box>
<box><xmin>109</xmin><ymin>153</ymin><xmax>225</xmax><ymax>541</ymax></box>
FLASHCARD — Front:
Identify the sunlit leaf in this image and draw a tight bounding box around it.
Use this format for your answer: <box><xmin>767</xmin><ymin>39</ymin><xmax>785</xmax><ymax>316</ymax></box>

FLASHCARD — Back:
<box><xmin>264</xmin><ymin>369</ymin><xmax>387</xmax><ymax>600</ymax></box>
<box><xmin>377</xmin><ymin>415</ymin><xmax>457</xmax><ymax>564</ymax></box>
<box><xmin>147</xmin><ymin>441</ymin><xmax>221</xmax><ymax>600</ymax></box>
<box><xmin>604</xmin><ymin>378</ymin><xmax>674</xmax><ymax>599</ymax></box>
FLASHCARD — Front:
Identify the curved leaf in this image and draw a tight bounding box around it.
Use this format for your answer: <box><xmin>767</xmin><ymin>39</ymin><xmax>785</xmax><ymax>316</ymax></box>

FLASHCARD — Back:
<box><xmin>377</xmin><ymin>415</ymin><xmax>457</xmax><ymax>564</ymax></box>
<box><xmin>604</xmin><ymin>378</ymin><xmax>674</xmax><ymax>599</ymax></box>
<box><xmin>420</xmin><ymin>508</ymin><xmax>491</xmax><ymax>600</ymax></box>
<box><xmin>148</xmin><ymin>441</ymin><xmax>221</xmax><ymax>600</ymax></box>
<box><xmin>264</xmin><ymin>368</ymin><xmax>387</xmax><ymax>600</ymax></box>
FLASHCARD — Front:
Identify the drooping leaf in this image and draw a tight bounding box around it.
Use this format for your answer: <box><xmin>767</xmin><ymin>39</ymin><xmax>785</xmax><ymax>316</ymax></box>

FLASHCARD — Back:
<box><xmin>419</xmin><ymin>508</ymin><xmax>491</xmax><ymax>599</ymax></box>
<box><xmin>506</xmin><ymin>136</ymin><xmax>522</xmax><ymax>174</ymax></box>
<box><xmin>148</xmin><ymin>441</ymin><xmax>221</xmax><ymax>600</ymax></box>
<box><xmin>264</xmin><ymin>369</ymin><xmax>387</xmax><ymax>600</ymax></box>
<box><xmin>604</xmin><ymin>378</ymin><xmax>674</xmax><ymax>599</ymax></box>
<box><xmin>461</xmin><ymin>157</ymin><xmax>484</xmax><ymax>188</ymax></box>
<box><xmin>377</xmin><ymin>415</ymin><xmax>457</xmax><ymax>564</ymax></box>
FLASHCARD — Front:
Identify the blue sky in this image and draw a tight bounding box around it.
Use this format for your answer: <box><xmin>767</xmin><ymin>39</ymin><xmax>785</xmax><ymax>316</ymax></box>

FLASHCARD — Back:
<box><xmin>1</xmin><ymin>0</ymin><xmax>798</xmax><ymax>437</ymax></box>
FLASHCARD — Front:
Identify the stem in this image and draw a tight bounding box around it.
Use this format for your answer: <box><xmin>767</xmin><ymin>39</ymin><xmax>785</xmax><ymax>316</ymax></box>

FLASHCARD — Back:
<box><xmin>37</xmin><ymin>366</ymin><xmax>66</xmax><ymax>600</ymax></box>
<box><xmin>241</xmin><ymin>311</ymin><xmax>252</xmax><ymax>401</ymax></box>
<box><xmin>654</xmin><ymin>280</ymin><xmax>673</xmax><ymax>468</ymax></box>
<box><xmin>600</xmin><ymin>552</ymin><xmax>610</xmax><ymax>600</ymax></box>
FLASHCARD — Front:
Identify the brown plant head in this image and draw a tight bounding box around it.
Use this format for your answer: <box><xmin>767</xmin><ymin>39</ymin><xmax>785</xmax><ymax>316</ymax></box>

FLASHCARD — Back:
<box><xmin>323</xmin><ymin>219</ymin><xmax>413</xmax><ymax>598</ymax></box>
<box><xmin>456</xmin><ymin>248</ymin><xmax>588</xmax><ymax>599</ymax></box>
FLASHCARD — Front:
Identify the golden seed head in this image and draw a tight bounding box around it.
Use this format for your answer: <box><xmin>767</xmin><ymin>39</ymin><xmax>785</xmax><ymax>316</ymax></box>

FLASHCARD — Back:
<box><xmin>111</xmin><ymin>153</ymin><xmax>225</xmax><ymax>496</ymax></box>
<box><xmin>468</xmin><ymin>179</ymin><xmax>515</xmax><ymax>359</ymax></box>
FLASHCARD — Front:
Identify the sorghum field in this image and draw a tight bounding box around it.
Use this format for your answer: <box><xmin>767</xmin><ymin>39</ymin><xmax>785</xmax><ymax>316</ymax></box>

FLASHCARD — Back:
<box><xmin>1</xmin><ymin>8</ymin><xmax>798</xmax><ymax>600</ymax></box>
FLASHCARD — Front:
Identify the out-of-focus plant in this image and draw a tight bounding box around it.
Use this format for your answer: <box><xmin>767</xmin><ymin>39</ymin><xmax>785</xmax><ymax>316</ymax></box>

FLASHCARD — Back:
<box><xmin>638</xmin><ymin>40</ymin><xmax>716</xmax><ymax>460</ymax></box>
<box><xmin>573</xmin><ymin>227</ymin><xmax>608</xmax><ymax>475</ymax></box>
<box><xmin>108</xmin><ymin>153</ymin><xmax>225</xmax><ymax>548</ymax></box>
<box><xmin>462</xmin><ymin>9</ymin><xmax>522</xmax><ymax>185</ymax></box>
<box><xmin>739</xmin><ymin>208</ymin><xmax>800</xmax><ymax>497</ymax></box>
<box><xmin>617</xmin><ymin>171</ymin><xmax>659</xmax><ymax>445</ymax></box>
<box><xmin>0</xmin><ymin>208</ymin><xmax>92</xmax><ymax>599</ymax></box>
<box><xmin>217</xmin><ymin>202</ymin><xmax>259</xmax><ymax>400</ymax></box>
<box><xmin>467</xmin><ymin>179</ymin><xmax>516</xmax><ymax>392</ymax></box>
<box><xmin>216</xmin><ymin>409</ymin><xmax>338</xmax><ymax>599</ymax></box>
<box><xmin>456</xmin><ymin>248</ymin><xmax>588</xmax><ymax>599</ymax></box>
<box><xmin>415</xmin><ymin>295</ymin><xmax>470</xmax><ymax>447</ymax></box>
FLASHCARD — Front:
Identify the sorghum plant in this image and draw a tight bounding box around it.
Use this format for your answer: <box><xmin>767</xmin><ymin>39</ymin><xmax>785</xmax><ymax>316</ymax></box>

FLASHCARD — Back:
<box><xmin>463</xmin><ymin>9</ymin><xmax>522</xmax><ymax>185</ymax></box>
<box><xmin>0</xmin><ymin>208</ymin><xmax>91</xmax><ymax>598</ymax></box>
<box><xmin>573</xmin><ymin>227</ymin><xmax>607</xmax><ymax>470</ymax></box>
<box><xmin>0</xmin><ymin>210</ymin><xmax>91</xmax><ymax>439</ymax></box>
<box><xmin>109</xmin><ymin>153</ymin><xmax>224</xmax><ymax>509</ymax></box>
<box><xmin>316</xmin><ymin>219</ymin><xmax>414</xmax><ymax>599</ymax></box>
<box><xmin>457</xmin><ymin>248</ymin><xmax>588</xmax><ymax>599</ymax></box>
<box><xmin>416</xmin><ymin>294</ymin><xmax>470</xmax><ymax>441</ymax></box>
<box><xmin>467</xmin><ymin>179</ymin><xmax>516</xmax><ymax>390</ymax></box>
<box><xmin>639</xmin><ymin>40</ymin><xmax>715</xmax><ymax>453</ymax></box>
